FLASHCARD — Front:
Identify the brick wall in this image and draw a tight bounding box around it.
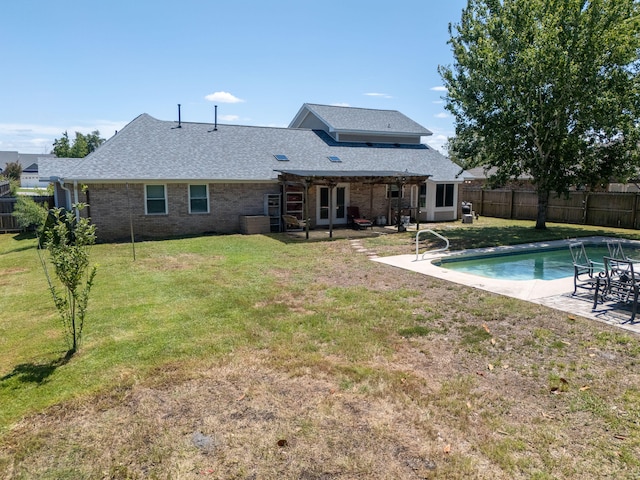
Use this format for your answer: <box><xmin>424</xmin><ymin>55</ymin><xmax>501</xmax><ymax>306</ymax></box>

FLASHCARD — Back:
<box><xmin>83</xmin><ymin>182</ymin><xmax>279</xmax><ymax>242</ymax></box>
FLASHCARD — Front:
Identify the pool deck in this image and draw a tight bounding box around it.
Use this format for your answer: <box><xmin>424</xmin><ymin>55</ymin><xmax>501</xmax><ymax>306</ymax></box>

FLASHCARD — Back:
<box><xmin>372</xmin><ymin>236</ymin><xmax>640</xmax><ymax>335</ymax></box>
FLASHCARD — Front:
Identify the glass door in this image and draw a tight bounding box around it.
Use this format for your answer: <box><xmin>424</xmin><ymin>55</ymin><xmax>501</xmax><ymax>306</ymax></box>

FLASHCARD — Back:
<box><xmin>317</xmin><ymin>184</ymin><xmax>348</xmax><ymax>225</ymax></box>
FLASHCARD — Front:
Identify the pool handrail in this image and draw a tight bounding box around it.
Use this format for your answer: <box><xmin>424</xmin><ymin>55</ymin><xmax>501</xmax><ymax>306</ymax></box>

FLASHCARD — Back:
<box><xmin>415</xmin><ymin>229</ymin><xmax>449</xmax><ymax>261</ymax></box>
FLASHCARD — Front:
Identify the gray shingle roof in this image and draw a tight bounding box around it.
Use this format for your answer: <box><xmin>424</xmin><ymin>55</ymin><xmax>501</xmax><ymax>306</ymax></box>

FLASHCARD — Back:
<box><xmin>49</xmin><ymin>113</ymin><xmax>460</xmax><ymax>183</ymax></box>
<box><xmin>290</xmin><ymin>103</ymin><xmax>432</xmax><ymax>136</ymax></box>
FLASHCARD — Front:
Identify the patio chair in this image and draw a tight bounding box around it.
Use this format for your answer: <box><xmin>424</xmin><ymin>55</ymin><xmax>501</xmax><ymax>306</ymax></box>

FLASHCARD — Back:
<box><xmin>282</xmin><ymin>214</ymin><xmax>308</xmax><ymax>231</ymax></box>
<box><xmin>606</xmin><ymin>239</ymin><xmax>639</xmax><ymax>262</ymax></box>
<box><xmin>593</xmin><ymin>256</ymin><xmax>640</xmax><ymax>322</ymax></box>
<box><xmin>346</xmin><ymin>206</ymin><xmax>373</xmax><ymax>230</ymax></box>
<box><xmin>569</xmin><ymin>242</ymin><xmax>602</xmax><ymax>295</ymax></box>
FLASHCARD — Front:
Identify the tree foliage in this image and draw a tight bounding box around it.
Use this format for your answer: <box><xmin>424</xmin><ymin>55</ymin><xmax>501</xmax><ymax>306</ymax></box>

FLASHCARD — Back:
<box><xmin>52</xmin><ymin>130</ymin><xmax>105</xmax><ymax>158</ymax></box>
<box><xmin>41</xmin><ymin>205</ymin><xmax>97</xmax><ymax>355</ymax></box>
<box><xmin>12</xmin><ymin>196</ymin><xmax>48</xmax><ymax>231</ymax></box>
<box><xmin>440</xmin><ymin>0</ymin><xmax>640</xmax><ymax>228</ymax></box>
<box><xmin>3</xmin><ymin>161</ymin><xmax>22</xmax><ymax>181</ymax></box>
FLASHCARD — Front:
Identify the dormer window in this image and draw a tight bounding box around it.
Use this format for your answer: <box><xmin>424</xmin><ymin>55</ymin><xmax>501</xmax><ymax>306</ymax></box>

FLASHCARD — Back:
<box><xmin>274</xmin><ymin>154</ymin><xmax>289</xmax><ymax>161</ymax></box>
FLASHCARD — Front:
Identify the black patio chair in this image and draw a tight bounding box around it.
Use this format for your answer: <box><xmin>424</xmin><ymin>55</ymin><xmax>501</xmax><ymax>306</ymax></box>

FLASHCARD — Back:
<box><xmin>569</xmin><ymin>242</ymin><xmax>602</xmax><ymax>295</ymax></box>
<box><xmin>593</xmin><ymin>256</ymin><xmax>640</xmax><ymax>322</ymax></box>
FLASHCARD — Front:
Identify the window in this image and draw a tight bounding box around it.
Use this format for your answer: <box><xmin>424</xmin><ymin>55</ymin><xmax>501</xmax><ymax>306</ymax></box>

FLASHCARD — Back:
<box><xmin>419</xmin><ymin>184</ymin><xmax>427</xmax><ymax>208</ymax></box>
<box><xmin>189</xmin><ymin>184</ymin><xmax>209</xmax><ymax>213</ymax></box>
<box><xmin>436</xmin><ymin>183</ymin><xmax>454</xmax><ymax>207</ymax></box>
<box><xmin>386</xmin><ymin>184</ymin><xmax>404</xmax><ymax>198</ymax></box>
<box><xmin>145</xmin><ymin>184</ymin><xmax>167</xmax><ymax>214</ymax></box>
<box><xmin>327</xmin><ymin>156</ymin><xmax>341</xmax><ymax>163</ymax></box>
<box><xmin>274</xmin><ymin>154</ymin><xmax>289</xmax><ymax>161</ymax></box>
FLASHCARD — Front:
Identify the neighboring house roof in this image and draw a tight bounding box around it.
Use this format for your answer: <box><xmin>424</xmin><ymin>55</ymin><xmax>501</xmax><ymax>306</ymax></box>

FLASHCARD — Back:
<box><xmin>47</xmin><ymin>111</ymin><xmax>462</xmax><ymax>183</ymax></box>
<box><xmin>289</xmin><ymin>103</ymin><xmax>432</xmax><ymax>137</ymax></box>
<box><xmin>0</xmin><ymin>151</ymin><xmax>56</xmax><ymax>176</ymax></box>
<box><xmin>0</xmin><ymin>151</ymin><xmax>19</xmax><ymax>168</ymax></box>
<box><xmin>465</xmin><ymin>166</ymin><xmax>532</xmax><ymax>181</ymax></box>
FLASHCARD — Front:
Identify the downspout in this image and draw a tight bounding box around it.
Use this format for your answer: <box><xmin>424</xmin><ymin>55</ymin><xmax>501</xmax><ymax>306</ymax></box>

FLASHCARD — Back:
<box><xmin>73</xmin><ymin>180</ymin><xmax>80</xmax><ymax>221</ymax></box>
<box><xmin>58</xmin><ymin>178</ymin><xmax>71</xmax><ymax>210</ymax></box>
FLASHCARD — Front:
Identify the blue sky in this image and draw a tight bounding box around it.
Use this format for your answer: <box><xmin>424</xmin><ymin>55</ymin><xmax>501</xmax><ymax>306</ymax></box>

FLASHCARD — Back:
<box><xmin>1</xmin><ymin>0</ymin><xmax>467</xmax><ymax>155</ymax></box>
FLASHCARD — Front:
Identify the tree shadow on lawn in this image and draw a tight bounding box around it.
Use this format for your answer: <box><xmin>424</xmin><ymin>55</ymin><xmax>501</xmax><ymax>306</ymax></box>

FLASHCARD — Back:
<box><xmin>0</xmin><ymin>232</ymin><xmax>39</xmax><ymax>256</ymax></box>
<box><xmin>0</xmin><ymin>351</ymin><xmax>73</xmax><ymax>385</ymax></box>
<box><xmin>436</xmin><ymin>224</ymin><xmax>623</xmax><ymax>250</ymax></box>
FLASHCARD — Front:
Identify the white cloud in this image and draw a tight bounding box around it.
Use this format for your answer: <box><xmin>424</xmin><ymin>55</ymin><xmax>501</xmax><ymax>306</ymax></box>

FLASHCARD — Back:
<box><xmin>330</xmin><ymin>102</ymin><xmax>351</xmax><ymax>107</ymax></box>
<box><xmin>364</xmin><ymin>93</ymin><xmax>393</xmax><ymax>99</ymax></box>
<box><xmin>219</xmin><ymin>114</ymin><xmax>239</xmax><ymax>122</ymax></box>
<box><xmin>432</xmin><ymin>100</ymin><xmax>444</xmax><ymax>105</ymax></box>
<box><xmin>0</xmin><ymin>120</ymin><xmax>126</xmax><ymax>154</ymax></box>
<box><xmin>424</xmin><ymin>134</ymin><xmax>450</xmax><ymax>155</ymax></box>
<box><xmin>422</xmin><ymin>126</ymin><xmax>455</xmax><ymax>155</ymax></box>
<box><xmin>435</xmin><ymin>112</ymin><xmax>450</xmax><ymax>119</ymax></box>
<box><xmin>430</xmin><ymin>86</ymin><xmax>448</xmax><ymax>92</ymax></box>
<box><xmin>204</xmin><ymin>91</ymin><xmax>245</xmax><ymax>103</ymax></box>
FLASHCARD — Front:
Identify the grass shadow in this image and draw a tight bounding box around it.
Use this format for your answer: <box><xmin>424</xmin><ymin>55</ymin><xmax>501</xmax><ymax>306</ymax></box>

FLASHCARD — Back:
<box><xmin>432</xmin><ymin>224</ymin><xmax>627</xmax><ymax>251</ymax></box>
<box><xmin>0</xmin><ymin>351</ymin><xmax>73</xmax><ymax>385</ymax></box>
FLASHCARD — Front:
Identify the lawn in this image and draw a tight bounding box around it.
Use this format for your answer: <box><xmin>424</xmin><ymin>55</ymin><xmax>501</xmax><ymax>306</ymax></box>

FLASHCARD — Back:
<box><xmin>1</xmin><ymin>219</ymin><xmax>640</xmax><ymax>479</ymax></box>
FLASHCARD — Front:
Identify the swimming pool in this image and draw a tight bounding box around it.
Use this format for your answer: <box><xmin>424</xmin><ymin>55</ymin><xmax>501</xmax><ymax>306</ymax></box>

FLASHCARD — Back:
<box><xmin>437</xmin><ymin>245</ymin><xmax>640</xmax><ymax>281</ymax></box>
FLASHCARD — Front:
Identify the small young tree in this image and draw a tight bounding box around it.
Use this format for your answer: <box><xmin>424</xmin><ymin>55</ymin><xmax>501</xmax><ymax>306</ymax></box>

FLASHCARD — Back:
<box><xmin>41</xmin><ymin>205</ymin><xmax>97</xmax><ymax>355</ymax></box>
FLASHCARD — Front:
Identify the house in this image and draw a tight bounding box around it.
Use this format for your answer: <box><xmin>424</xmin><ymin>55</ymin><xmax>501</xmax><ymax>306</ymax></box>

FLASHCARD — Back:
<box><xmin>0</xmin><ymin>151</ymin><xmax>56</xmax><ymax>187</ymax></box>
<box><xmin>39</xmin><ymin>103</ymin><xmax>466</xmax><ymax>242</ymax></box>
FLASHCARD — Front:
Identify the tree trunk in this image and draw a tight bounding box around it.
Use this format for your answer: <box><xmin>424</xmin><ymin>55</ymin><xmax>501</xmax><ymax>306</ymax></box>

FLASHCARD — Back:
<box><xmin>535</xmin><ymin>189</ymin><xmax>549</xmax><ymax>229</ymax></box>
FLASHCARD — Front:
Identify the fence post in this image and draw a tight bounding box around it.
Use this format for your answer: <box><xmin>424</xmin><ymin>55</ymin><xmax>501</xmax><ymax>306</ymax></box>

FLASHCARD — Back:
<box><xmin>633</xmin><ymin>193</ymin><xmax>639</xmax><ymax>229</ymax></box>
<box><xmin>510</xmin><ymin>190</ymin><xmax>515</xmax><ymax>219</ymax></box>
<box><xmin>583</xmin><ymin>192</ymin><xmax>589</xmax><ymax>224</ymax></box>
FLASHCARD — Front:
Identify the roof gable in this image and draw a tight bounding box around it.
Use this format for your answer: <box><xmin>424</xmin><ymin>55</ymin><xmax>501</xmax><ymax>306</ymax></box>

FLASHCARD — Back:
<box><xmin>289</xmin><ymin>103</ymin><xmax>432</xmax><ymax>141</ymax></box>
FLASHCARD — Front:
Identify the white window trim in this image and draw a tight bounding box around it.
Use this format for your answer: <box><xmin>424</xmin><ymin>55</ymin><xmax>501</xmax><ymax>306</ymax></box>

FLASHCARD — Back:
<box><xmin>145</xmin><ymin>184</ymin><xmax>168</xmax><ymax>215</ymax></box>
<box><xmin>188</xmin><ymin>184</ymin><xmax>210</xmax><ymax>214</ymax></box>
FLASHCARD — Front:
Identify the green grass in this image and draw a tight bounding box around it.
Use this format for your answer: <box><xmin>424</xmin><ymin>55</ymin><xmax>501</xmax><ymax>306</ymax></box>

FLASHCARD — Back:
<box><xmin>365</xmin><ymin>217</ymin><xmax>640</xmax><ymax>255</ymax></box>
<box><xmin>3</xmin><ymin>217</ymin><xmax>640</xmax><ymax>478</ymax></box>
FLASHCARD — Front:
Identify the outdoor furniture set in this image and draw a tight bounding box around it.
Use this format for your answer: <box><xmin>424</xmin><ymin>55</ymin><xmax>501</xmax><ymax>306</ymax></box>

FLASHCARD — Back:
<box><xmin>571</xmin><ymin>240</ymin><xmax>640</xmax><ymax>322</ymax></box>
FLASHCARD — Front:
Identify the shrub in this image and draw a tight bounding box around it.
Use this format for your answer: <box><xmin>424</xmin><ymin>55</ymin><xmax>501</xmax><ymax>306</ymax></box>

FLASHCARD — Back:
<box><xmin>12</xmin><ymin>196</ymin><xmax>47</xmax><ymax>231</ymax></box>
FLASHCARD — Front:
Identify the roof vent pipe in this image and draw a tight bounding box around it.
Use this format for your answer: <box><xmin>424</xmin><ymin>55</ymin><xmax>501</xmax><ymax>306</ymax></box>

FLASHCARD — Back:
<box><xmin>177</xmin><ymin>103</ymin><xmax>182</xmax><ymax>128</ymax></box>
<box><xmin>209</xmin><ymin>105</ymin><xmax>218</xmax><ymax>133</ymax></box>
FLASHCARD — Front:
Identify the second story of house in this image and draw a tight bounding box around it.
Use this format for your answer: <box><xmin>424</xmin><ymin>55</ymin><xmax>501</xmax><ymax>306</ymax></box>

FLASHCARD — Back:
<box><xmin>289</xmin><ymin>103</ymin><xmax>432</xmax><ymax>145</ymax></box>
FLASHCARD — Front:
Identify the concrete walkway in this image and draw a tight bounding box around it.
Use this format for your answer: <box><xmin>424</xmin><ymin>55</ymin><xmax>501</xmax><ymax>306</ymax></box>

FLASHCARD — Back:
<box><xmin>371</xmin><ymin>236</ymin><xmax>640</xmax><ymax>336</ymax></box>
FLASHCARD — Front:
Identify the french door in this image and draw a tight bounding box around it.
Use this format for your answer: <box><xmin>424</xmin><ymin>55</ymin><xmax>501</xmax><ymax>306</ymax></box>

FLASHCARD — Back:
<box><xmin>316</xmin><ymin>184</ymin><xmax>349</xmax><ymax>225</ymax></box>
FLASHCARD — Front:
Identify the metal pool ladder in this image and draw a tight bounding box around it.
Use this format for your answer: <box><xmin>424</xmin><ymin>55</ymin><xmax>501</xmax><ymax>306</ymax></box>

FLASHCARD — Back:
<box><xmin>415</xmin><ymin>229</ymin><xmax>449</xmax><ymax>261</ymax></box>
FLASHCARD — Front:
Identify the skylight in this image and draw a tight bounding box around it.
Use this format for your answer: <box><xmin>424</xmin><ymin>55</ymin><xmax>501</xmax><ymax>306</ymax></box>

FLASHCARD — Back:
<box><xmin>274</xmin><ymin>154</ymin><xmax>289</xmax><ymax>161</ymax></box>
<box><xmin>328</xmin><ymin>156</ymin><xmax>341</xmax><ymax>163</ymax></box>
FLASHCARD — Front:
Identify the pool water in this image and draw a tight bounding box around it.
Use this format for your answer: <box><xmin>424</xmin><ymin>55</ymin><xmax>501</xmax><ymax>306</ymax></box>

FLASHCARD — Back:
<box><xmin>439</xmin><ymin>245</ymin><xmax>640</xmax><ymax>281</ymax></box>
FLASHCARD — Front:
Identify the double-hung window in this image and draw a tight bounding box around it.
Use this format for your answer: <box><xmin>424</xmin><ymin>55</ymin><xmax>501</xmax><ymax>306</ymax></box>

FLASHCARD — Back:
<box><xmin>189</xmin><ymin>184</ymin><xmax>209</xmax><ymax>214</ymax></box>
<box><xmin>435</xmin><ymin>183</ymin><xmax>454</xmax><ymax>208</ymax></box>
<box><xmin>145</xmin><ymin>184</ymin><xmax>167</xmax><ymax>214</ymax></box>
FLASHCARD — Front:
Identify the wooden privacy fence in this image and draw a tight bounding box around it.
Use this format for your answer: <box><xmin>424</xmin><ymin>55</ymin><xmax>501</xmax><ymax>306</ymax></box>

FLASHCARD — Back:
<box><xmin>0</xmin><ymin>196</ymin><xmax>54</xmax><ymax>233</ymax></box>
<box><xmin>461</xmin><ymin>187</ymin><xmax>640</xmax><ymax>229</ymax></box>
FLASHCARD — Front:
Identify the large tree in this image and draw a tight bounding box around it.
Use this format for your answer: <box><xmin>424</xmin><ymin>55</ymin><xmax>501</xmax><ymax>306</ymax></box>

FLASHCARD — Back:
<box><xmin>440</xmin><ymin>0</ymin><xmax>640</xmax><ymax>229</ymax></box>
<box><xmin>52</xmin><ymin>130</ymin><xmax>105</xmax><ymax>158</ymax></box>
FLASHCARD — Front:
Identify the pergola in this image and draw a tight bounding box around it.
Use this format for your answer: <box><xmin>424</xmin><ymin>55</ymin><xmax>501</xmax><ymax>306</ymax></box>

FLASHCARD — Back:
<box><xmin>276</xmin><ymin>170</ymin><xmax>431</xmax><ymax>239</ymax></box>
